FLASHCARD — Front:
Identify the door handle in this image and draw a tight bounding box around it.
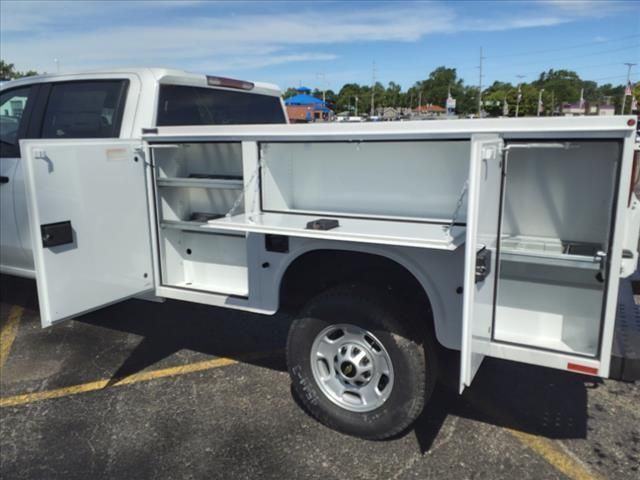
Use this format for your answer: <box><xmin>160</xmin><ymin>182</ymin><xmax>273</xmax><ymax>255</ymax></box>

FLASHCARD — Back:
<box><xmin>475</xmin><ymin>248</ymin><xmax>491</xmax><ymax>283</ymax></box>
<box><xmin>594</xmin><ymin>250</ymin><xmax>607</xmax><ymax>283</ymax></box>
<box><xmin>41</xmin><ymin>221</ymin><xmax>74</xmax><ymax>248</ymax></box>
<box><xmin>0</xmin><ymin>176</ymin><xmax>9</xmax><ymax>184</ymax></box>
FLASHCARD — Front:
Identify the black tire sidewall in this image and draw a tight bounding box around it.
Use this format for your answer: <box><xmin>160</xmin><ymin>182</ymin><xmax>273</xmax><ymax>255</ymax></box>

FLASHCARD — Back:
<box><xmin>287</xmin><ymin>286</ymin><xmax>432</xmax><ymax>440</ymax></box>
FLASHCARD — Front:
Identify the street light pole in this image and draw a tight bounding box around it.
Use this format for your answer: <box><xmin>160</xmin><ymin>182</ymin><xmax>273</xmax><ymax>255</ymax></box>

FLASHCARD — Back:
<box><xmin>537</xmin><ymin>89</ymin><xmax>544</xmax><ymax>117</ymax></box>
<box><xmin>515</xmin><ymin>74</ymin><xmax>524</xmax><ymax>118</ymax></box>
<box><xmin>477</xmin><ymin>47</ymin><xmax>485</xmax><ymax>117</ymax></box>
<box><xmin>621</xmin><ymin>63</ymin><xmax>636</xmax><ymax>115</ymax></box>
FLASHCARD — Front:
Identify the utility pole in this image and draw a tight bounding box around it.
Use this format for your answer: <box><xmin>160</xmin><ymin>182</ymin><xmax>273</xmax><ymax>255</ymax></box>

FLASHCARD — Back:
<box><xmin>621</xmin><ymin>63</ymin><xmax>636</xmax><ymax>114</ymax></box>
<box><xmin>515</xmin><ymin>74</ymin><xmax>524</xmax><ymax>118</ymax></box>
<box><xmin>537</xmin><ymin>89</ymin><xmax>545</xmax><ymax>116</ymax></box>
<box><xmin>478</xmin><ymin>47</ymin><xmax>485</xmax><ymax>117</ymax></box>
<box><xmin>418</xmin><ymin>90</ymin><xmax>422</xmax><ymax>112</ymax></box>
<box><xmin>316</xmin><ymin>72</ymin><xmax>327</xmax><ymax>104</ymax></box>
<box><xmin>370</xmin><ymin>61</ymin><xmax>376</xmax><ymax>116</ymax></box>
<box><xmin>355</xmin><ymin>96</ymin><xmax>359</xmax><ymax>116</ymax></box>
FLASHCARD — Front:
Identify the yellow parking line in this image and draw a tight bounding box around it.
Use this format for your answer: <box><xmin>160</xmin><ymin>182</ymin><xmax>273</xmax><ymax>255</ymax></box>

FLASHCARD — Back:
<box><xmin>0</xmin><ymin>305</ymin><xmax>24</xmax><ymax>370</ymax></box>
<box><xmin>506</xmin><ymin>428</ymin><xmax>602</xmax><ymax>480</ymax></box>
<box><xmin>0</xmin><ymin>350</ymin><xmax>279</xmax><ymax>408</ymax></box>
<box><xmin>466</xmin><ymin>393</ymin><xmax>602</xmax><ymax>480</ymax></box>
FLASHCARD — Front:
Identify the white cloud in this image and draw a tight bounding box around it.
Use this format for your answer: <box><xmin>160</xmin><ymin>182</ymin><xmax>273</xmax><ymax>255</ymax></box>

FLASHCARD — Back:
<box><xmin>1</xmin><ymin>2</ymin><xmax>457</xmax><ymax>74</ymax></box>
<box><xmin>0</xmin><ymin>0</ymin><xmax>634</xmax><ymax>76</ymax></box>
<box><xmin>540</xmin><ymin>0</ymin><xmax>631</xmax><ymax>16</ymax></box>
<box><xmin>0</xmin><ymin>1</ymin><xmax>206</xmax><ymax>32</ymax></box>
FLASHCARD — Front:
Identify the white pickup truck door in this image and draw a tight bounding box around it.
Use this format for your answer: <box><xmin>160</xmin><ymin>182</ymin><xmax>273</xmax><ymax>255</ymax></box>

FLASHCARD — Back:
<box><xmin>459</xmin><ymin>134</ymin><xmax>504</xmax><ymax>393</ymax></box>
<box><xmin>21</xmin><ymin>140</ymin><xmax>153</xmax><ymax>326</ymax></box>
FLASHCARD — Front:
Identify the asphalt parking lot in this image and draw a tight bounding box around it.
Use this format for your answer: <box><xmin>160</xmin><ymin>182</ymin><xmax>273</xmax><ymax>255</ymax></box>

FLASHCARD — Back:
<box><xmin>0</xmin><ymin>274</ymin><xmax>639</xmax><ymax>480</ymax></box>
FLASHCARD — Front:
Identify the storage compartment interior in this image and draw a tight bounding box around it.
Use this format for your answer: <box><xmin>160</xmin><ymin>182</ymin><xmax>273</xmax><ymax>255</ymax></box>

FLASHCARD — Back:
<box><xmin>260</xmin><ymin>140</ymin><xmax>470</xmax><ymax>221</ymax></box>
<box><xmin>154</xmin><ymin>143</ymin><xmax>243</xmax><ymax>180</ymax></box>
<box><xmin>493</xmin><ymin>140</ymin><xmax>621</xmax><ymax>356</ymax></box>
<box><xmin>495</xmin><ymin>262</ymin><xmax>603</xmax><ymax>355</ymax></box>
<box><xmin>158</xmin><ymin>186</ymin><xmax>242</xmax><ymax>225</ymax></box>
<box><xmin>152</xmin><ymin>142</ymin><xmax>248</xmax><ymax>295</ymax></box>
<box><xmin>161</xmin><ymin>229</ymin><xmax>248</xmax><ymax>296</ymax></box>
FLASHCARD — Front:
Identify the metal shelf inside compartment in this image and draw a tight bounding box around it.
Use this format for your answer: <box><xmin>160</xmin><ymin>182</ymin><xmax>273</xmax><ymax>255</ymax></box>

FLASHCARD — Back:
<box><xmin>188</xmin><ymin>173</ymin><xmax>243</xmax><ymax>181</ymax></box>
<box><xmin>500</xmin><ymin>236</ymin><xmax>601</xmax><ymax>270</ymax></box>
<box><xmin>156</xmin><ymin>177</ymin><xmax>243</xmax><ymax>189</ymax></box>
<box><xmin>203</xmin><ymin>212</ymin><xmax>465</xmax><ymax>250</ymax></box>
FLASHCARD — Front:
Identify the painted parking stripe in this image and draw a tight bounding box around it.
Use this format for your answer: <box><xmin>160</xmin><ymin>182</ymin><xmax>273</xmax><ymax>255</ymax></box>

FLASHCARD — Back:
<box><xmin>506</xmin><ymin>428</ymin><xmax>601</xmax><ymax>480</ymax></box>
<box><xmin>0</xmin><ymin>350</ymin><xmax>280</xmax><ymax>408</ymax></box>
<box><xmin>0</xmin><ymin>305</ymin><xmax>24</xmax><ymax>370</ymax></box>
<box><xmin>467</xmin><ymin>393</ymin><xmax>603</xmax><ymax>480</ymax></box>
<box><xmin>1</xmin><ymin>336</ymin><xmax>600</xmax><ymax>480</ymax></box>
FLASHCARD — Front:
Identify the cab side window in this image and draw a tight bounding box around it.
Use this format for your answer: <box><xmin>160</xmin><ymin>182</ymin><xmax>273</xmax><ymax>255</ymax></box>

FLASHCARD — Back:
<box><xmin>0</xmin><ymin>86</ymin><xmax>32</xmax><ymax>158</ymax></box>
<box><xmin>41</xmin><ymin>80</ymin><xmax>128</xmax><ymax>139</ymax></box>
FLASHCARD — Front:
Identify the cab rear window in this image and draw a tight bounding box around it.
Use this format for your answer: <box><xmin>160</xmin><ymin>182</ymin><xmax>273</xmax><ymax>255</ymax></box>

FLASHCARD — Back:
<box><xmin>41</xmin><ymin>80</ymin><xmax>128</xmax><ymax>138</ymax></box>
<box><xmin>157</xmin><ymin>85</ymin><xmax>285</xmax><ymax>126</ymax></box>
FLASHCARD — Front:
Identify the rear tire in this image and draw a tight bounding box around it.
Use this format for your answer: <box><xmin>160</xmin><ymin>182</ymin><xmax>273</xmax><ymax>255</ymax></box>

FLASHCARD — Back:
<box><xmin>286</xmin><ymin>284</ymin><xmax>437</xmax><ymax>440</ymax></box>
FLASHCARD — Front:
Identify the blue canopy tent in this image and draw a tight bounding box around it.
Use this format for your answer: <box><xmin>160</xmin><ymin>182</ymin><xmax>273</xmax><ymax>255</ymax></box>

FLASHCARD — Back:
<box><xmin>284</xmin><ymin>87</ymin><xmax>331</xmax><ymax>122</ymax></box>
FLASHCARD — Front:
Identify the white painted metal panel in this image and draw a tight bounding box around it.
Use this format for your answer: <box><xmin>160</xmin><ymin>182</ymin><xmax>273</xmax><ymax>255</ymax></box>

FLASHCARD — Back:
<box><xmin>147</xmin><ymin>116</ymin><xmax>635</xmax><ymax>144</ymax></box>
<box><xmin>598</xmin><ymin>132</ymin><xmax>637</xmax><ymax>376</ymax></box>
<box><xmin>21</xmin><ymin>139</ymin><xmax>153</xmax><ymax>326</ymax></box>
<box><xmin>203</xmin><ymin>212</ymin><xmax>465</xmax><ymax>250</ymax></box>
<box><xmin>460</xmin><ymin>134</ymin><xmax>504</xmax><ymax>393</ymax></box>
<box><xmin>0</xmin><ymin>157</ymin><xmax>22</xmax><ymax>271</ymax></box>
<box><xmin>260</xmin><ymin>141</ymin><xmax>469</xmax><ymax>221</ymax></box>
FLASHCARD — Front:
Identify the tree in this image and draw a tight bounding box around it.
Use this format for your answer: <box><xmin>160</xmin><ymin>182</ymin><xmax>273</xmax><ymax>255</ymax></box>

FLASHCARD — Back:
<box><xmin>482</xmin><ymin>81</ymin><xmax>515</xmax><ymax>117</ymax></box>
<box><xmin>282</xmin><ymin>87</ymin><xmax>299</xmax><ymax>99</ymax></box>
<box><xmin>418</xmin><ymin>67</ymin><xmax>464</xmax><ymax>108</ymax></box>
<box><xmin>533</xmin><ymin>69</ymin><xmax>582</xmax><ymax>114</ymax></box>
<box><xmin>336</xmin><ymin>83</ymin><xmax>363</xmax><ymax>113</ymax></box>
<box><xmin>0</xmin><ymin>60</ymin><xmax>38</xmax><ymax>80</ymax></box>
<box><xmin>384</xmin><ymin>81</ymin><xmax>402</xmax><ymax>107</ymax></box>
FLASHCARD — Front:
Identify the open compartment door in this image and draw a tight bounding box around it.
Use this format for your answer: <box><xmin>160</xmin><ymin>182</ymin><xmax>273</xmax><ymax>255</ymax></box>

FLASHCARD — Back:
<box><xmin>21</xmin><ymin>140</ymin><xmax>154</xmax><ymax>326</ymax></box>
<box><xmin>460</xmin><ymin>134</ymin><xmax>504</xmax><ymax>393</ymax></box>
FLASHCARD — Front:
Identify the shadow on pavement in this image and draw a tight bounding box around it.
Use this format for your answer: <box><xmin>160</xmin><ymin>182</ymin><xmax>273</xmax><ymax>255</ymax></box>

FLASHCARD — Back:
<box><xmin>0</xmin><ymin>275</ymin><xmax>38</xmax><ymax>313</ymax></box>
<box><xmin>1</xmin><ymin>274</ymin><xmax>601</xmax><ymax>454</ymax></box>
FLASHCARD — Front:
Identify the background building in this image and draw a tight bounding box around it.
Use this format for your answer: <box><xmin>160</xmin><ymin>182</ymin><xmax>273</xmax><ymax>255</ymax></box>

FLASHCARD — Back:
<box><xmin>284</xmin><ymin>87</ymin><xmax>332</xmax><ymax>123</ymax></box>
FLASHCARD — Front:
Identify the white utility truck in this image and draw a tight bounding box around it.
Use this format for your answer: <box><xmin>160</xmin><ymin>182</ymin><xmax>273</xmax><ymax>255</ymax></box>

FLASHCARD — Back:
<box><xmin>0</xmin><ymin>68</ymin><xmax>287</xmax><ymax>277</ymax></box>
<box><xmin>2</xmin><ymin>71</ymin><xmax>640</xmax><ymax>439</ymax></box>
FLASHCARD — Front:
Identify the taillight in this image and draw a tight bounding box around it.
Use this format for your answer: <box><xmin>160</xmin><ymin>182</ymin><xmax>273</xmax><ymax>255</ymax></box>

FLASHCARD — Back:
<box><xmin>206</xmin><ymin>75</ymin><xmax>254</xmax><ymax>90</ymax></box>
<box><xmin>630</xmin><ymin>149</ymin><xmax>640</xmax><ymax>206</ymax></box>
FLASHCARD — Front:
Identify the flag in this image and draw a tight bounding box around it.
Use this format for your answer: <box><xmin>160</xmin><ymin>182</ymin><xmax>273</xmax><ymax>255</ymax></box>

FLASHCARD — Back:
<box><xmin>632</xmin><ymin>96</ymin><xmax>638</xmax><ymax>113</ymax></box>
<box><xmin>625</xmin><ymin>81</ymin><xmax>633</xmax><ymax>96</ymax></box>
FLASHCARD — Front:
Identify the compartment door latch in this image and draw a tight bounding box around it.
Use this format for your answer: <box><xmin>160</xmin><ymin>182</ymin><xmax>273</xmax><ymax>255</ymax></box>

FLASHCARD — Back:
<box><xmin>594</xmin><ymin>250</ymin><xmax>607</xmax><ymax>283</ymax></box>
<box><xmin>475</xmin><ymin>247</ymin><xmax>491</xmax><ymax>283</ymax></box>
<box><xmin>41</xmin><ymin>221</ymin><xmax>73</xmax><ymax>248</ymax></box>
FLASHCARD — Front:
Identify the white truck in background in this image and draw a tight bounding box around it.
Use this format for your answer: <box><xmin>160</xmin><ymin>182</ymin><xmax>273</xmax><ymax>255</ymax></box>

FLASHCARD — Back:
<box><xmin>0</xmin><ymin>68</ymin><xmax>287</xmax><ymax>277</ymax></box>
<box><xmin>2</xmin><ymin>69</ymin><xmax>640</xmax><ymax>441</ymax></box>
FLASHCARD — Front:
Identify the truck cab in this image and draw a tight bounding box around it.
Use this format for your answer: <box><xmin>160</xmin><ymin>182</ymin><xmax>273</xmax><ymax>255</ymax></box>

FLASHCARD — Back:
<box><xmin>0</xmin><ymin>68</ymin><xmax>287</xmax><ymax>277</ymax></box>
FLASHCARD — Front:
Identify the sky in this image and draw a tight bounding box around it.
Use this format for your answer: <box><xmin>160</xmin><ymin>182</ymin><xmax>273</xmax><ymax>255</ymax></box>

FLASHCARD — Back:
<box><xmin>1</xmin><ymin>0</ymin><xmax>639</xmax><ymax>92</ymax></box>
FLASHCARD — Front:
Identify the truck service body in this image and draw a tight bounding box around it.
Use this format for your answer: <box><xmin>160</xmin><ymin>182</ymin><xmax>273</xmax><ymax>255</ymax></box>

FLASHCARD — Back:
<box><xmin>1</xmin><ymin>69</ymin><xmax>639</xmax><ymax>439</ymax></box>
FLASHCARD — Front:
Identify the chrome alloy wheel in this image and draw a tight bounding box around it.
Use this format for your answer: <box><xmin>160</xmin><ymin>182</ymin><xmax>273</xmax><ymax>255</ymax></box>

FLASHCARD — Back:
<box><xmin>310</xmin><ymin>324</ymin><xmax>394</xmax><ymax>412</ymax></box>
